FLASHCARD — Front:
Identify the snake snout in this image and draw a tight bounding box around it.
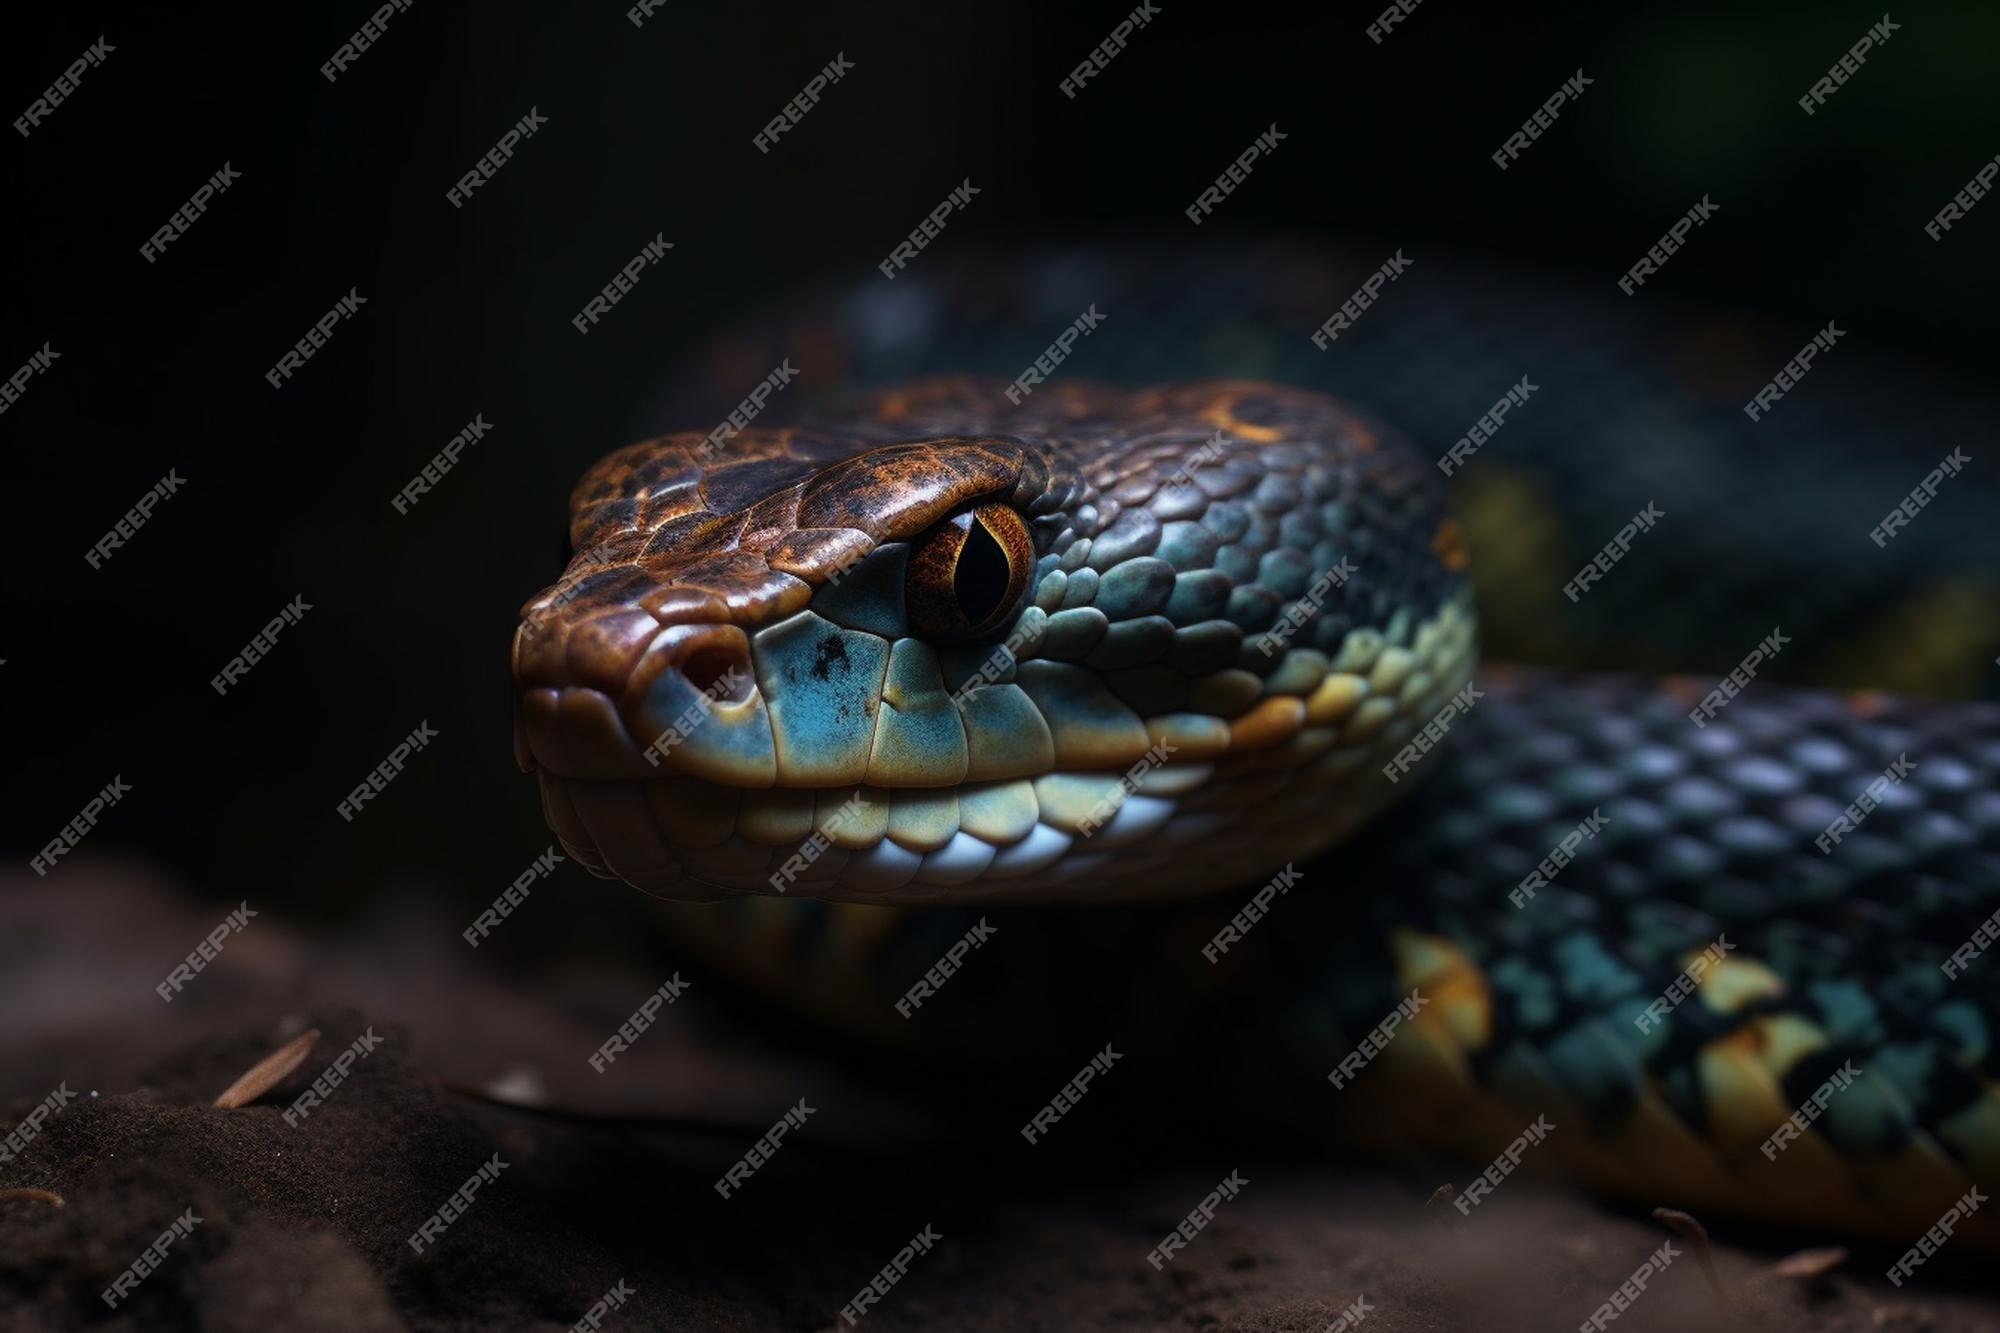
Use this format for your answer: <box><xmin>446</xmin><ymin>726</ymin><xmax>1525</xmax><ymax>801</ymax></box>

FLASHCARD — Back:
<box><xmin>513</xmin><ymin>604</ymin><xmax>779</xmax><ymax>788</ymax></box>
<box><xmin>623</xmin><ymin>624</ymin><xmax>778</xmax><ymax>786</ymax></box>
<box><xmin>674</xmin><ymin>637</ymin><xmax>756</xmax><ymax>704</ymax></box>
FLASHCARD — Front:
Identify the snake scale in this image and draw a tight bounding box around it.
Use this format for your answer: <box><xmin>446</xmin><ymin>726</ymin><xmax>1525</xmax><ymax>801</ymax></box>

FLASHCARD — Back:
<box><xmin>511</xmin><ymin>246</ymin><xmax>2000</xmax><ymax>1250</ymax></box>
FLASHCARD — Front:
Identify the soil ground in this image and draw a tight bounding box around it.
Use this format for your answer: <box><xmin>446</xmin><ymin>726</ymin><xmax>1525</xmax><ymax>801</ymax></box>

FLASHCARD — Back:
<box><xmin>4</xmin><ymin>867</ymin><xmax>1995</xmax><ymax>1331</ymax></box>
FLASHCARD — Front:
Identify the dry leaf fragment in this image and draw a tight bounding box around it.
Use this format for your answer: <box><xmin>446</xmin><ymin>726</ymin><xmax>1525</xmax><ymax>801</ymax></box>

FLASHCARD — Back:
<box><xmin>0</xmin><ymin>1188</ymin><xmax>64</xmax><ymax>1207</ymax></box>
<box><xmin>214</xmin><ymin>1028</ymin><xmax>321</xmax><ymax>1109</ymax></box>
<box><xmin>1774</xmin><ymin>1247</ymin><xmax>1847</xmax><ymax>1280</ymax></box>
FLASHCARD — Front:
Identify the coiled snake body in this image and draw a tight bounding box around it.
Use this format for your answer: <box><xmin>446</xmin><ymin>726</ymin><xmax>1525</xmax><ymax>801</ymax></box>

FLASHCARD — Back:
<box><xmin>513</xmin><ymin>256</ymin><xmax>2000</xmax><ymax>1249</ymax></box>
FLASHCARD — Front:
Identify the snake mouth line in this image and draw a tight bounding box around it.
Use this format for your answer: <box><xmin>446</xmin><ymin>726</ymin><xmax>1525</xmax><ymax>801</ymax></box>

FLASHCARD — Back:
<box><xmin>540</xmin><ymin>763</ymin><xmax>1206</xmax><ymax>900</ymax></box>
<box><xmin>525</xmin><ymin>594</ymin><xmax>1478</xmax><ymax>904</ymax></box>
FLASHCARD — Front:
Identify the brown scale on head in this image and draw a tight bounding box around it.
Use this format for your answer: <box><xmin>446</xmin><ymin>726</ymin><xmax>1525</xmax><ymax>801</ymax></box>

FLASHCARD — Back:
<box><xmin>512</xmin><ymin>378</ymin><xmax>1476</xmax><ymax>904</ymax></box>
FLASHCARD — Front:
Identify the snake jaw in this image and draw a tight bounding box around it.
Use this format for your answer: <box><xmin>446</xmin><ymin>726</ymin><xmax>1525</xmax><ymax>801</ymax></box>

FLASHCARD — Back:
<box><xmin>516</xmin><ymin>378</ymin><xmax>1477</xmax><ymax>903</ymax></box>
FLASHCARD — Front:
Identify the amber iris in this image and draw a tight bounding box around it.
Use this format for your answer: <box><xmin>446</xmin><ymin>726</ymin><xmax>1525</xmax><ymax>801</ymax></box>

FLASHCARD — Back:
<box><xmin>906</xmin><ymin>502</ymin><xmax>1033</xmax><ymax>640</ymax></box>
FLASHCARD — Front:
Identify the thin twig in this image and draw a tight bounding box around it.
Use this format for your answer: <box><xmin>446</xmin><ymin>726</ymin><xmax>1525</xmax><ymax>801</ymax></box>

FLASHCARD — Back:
<box><xmin>215</xmin><ymin>1029</ymin><xmax>321</xmax><ymax>1109</ymax></box>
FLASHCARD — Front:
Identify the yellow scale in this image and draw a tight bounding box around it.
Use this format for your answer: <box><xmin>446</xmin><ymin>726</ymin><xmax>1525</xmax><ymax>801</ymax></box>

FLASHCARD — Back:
<box><xmin>1327</xmin><ymin>932</ymin><xmax>2000</xmax><ymax>1244</ymax></box>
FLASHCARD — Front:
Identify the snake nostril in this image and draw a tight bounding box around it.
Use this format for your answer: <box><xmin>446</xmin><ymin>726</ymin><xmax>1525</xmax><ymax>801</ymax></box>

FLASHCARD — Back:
<box><xmin>681</xmin><ymin>643</ymin><xmax>753</xmax><ymax>704</ymax></box>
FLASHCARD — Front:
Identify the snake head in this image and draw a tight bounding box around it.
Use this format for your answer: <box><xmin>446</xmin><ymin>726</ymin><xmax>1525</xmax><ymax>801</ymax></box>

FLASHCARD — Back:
<box><xmin>513</xmin><ymin>378</ymin><xmax>1474</xmax><ymax>904</ymax></box>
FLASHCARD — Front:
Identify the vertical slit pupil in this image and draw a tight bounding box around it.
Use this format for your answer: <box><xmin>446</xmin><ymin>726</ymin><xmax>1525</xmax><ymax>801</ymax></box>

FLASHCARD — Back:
<box><xmin>954</xmin><ymin>519</ymin><xmax>1012</xmax><ymax>627</ymax></box>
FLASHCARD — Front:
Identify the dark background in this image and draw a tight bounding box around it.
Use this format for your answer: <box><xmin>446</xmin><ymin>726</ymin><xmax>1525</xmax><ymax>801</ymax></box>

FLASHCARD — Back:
<box><xmin>6</xmin><ymin>0</ymin><xmax>1997</xmax><ymax>931</ymax></box>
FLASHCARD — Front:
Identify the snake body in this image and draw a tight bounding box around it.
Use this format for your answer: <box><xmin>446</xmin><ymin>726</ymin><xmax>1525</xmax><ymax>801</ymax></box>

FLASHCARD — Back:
<box><xmin>512</xmin><ymin>261</ymin><xmax>2000</xmax><ymax>1247</ymax></box>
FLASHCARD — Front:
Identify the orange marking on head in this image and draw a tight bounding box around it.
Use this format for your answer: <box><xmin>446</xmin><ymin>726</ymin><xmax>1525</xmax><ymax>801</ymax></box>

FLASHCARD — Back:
<box><xmin>1200</xmin><ymin>403</ymin><xmax>1283</xmax><ymax>443</ymax></box>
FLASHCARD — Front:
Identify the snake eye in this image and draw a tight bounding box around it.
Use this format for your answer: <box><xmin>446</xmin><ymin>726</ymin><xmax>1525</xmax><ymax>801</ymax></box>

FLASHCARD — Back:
<box><xmin>906</xmin><ymin>502</ymin><xmax>1033</xmax><ymax>641</ymax></box>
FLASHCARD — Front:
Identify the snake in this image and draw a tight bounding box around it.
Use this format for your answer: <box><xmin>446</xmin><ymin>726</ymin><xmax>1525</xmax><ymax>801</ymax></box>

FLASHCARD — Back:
<box><xmin>511</xmin><ymin>245</ymin><xmax>2000</xmax><ymax>1251</ymax></box>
